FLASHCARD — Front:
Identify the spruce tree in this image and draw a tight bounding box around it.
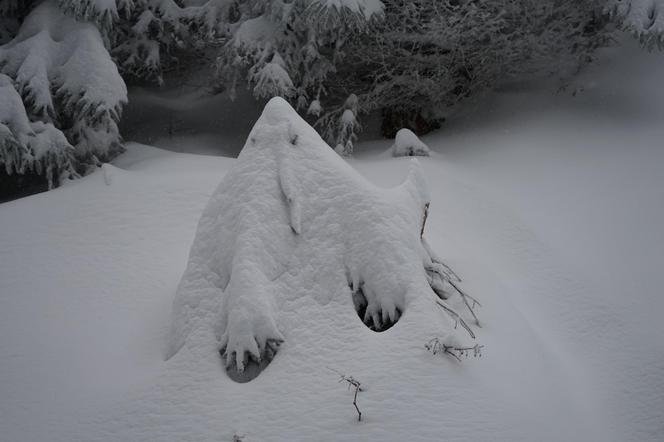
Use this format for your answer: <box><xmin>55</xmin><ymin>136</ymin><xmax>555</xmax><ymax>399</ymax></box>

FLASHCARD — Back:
<box><xmin>0</xmin><ymin>0</ymin><xmax>126</xmax><ymax>187</ymax></box>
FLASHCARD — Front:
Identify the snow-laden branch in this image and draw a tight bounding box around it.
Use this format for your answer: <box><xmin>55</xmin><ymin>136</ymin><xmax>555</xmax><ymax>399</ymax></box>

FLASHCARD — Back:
<box><xmin>0</xmin><ymin>1</ymin><xmax>125</xmax><ymax>184</ymax></box>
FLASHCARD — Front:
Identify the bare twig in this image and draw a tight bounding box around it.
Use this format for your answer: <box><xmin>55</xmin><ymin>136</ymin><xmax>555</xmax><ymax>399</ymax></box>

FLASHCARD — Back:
<box><xmin>436</xmin><ymin>300</ymin><xmax>476</xmax><ymax>339</ymax></box>
<box><xmin>328</xmin><ymin>368</ymin><xmax>364</xmax><ymax>421</ymax></box>
<box><xmin>425</xmin><ymin>338</ymin><xmax>484</xmax><ymax>362</ymax></box>
<box><xmin>420</xmin><ymin>203</ymin><xmax>430</xmax><ymax>238</ymax></box>
<box><xmin>447</xmin><ymin>279</ymin><xmax>482</xmax><ymax>327</ymax></box>
<box><xmin>426</xmin><ymin>256</ymin><xmax>481</xmax><ymax>328</ymax></box>
<box><xmin>437</xmin><ymin>259</ymin><xmax>462</xmax><ymax>283</ymax></box>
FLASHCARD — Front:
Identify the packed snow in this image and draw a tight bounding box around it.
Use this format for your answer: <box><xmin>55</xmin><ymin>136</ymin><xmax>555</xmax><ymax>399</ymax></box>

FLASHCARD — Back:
<box><xmin>1</xmin><ymin>40</ymin><xmax>663</xmax><ymax>442</ymax></box>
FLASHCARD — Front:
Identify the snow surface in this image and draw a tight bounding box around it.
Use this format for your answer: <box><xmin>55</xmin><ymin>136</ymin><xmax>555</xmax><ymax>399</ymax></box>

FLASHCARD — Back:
<box><xmin>1</xmin><ymin>40</ymin><xmax>663</xmax><ymax>441</ymax></box>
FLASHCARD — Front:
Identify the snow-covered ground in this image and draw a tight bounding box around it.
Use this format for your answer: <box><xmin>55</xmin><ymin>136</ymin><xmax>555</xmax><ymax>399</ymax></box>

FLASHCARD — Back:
<box><xmin>1</xmin><ymin>41</ymin><xmax>663</xmax><ymax>441</ymax></box>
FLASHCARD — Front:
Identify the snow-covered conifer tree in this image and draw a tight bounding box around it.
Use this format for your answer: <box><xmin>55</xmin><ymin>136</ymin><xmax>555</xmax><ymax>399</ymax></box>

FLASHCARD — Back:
<box><xmin>214</xmin><ymin>0</ymin><xmax>618</xmax><ymax>153</ymax></box>
<box><xmin>0</xmin><ymin>0</ymin><xmax>126</xmax><ymax>186</ymax></box>
<box><xmin>109</xmin><ymin>0</ymin><xmax>237</xmax><ymax>84</ymax></box>
<box><xmin>0</xmin><ymin>74</ymin><xmax>75</xmax><ymax>188</ymax></box>
<box><xmin>216</xmin><ymin>0</ymin><xmax>384</xmax><ymax>153</ymax></box>
<box><xmin>55</xmin><ymin>0</ymin><xmax>235</xmax><ymax>84</ymax></box>
<box><xmin>344</xmin><ymin>0</ymin><xmax>612</xmax><ymax>137</ymax></box>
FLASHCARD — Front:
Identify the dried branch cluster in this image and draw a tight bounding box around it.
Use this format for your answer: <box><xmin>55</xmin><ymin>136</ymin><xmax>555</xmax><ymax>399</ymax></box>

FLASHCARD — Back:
<box><xmin>425</xmin><ymin>338</ymin><xmax>484</xmax><ymax>362</ymax></box>
<box><xmin>425</xmin><ymin>247</ymin><xmax>481</xmax><ymax>329</ymax></box>
<box><xmin>423</xmin><ymin>241</ymin><xmax>484</xmax><ymax>361</ymax></box>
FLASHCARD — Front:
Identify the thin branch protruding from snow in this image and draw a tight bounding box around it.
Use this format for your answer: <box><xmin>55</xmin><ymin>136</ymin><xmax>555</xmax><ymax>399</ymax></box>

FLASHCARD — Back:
<box><xmin>328</xmin><ymin>367</ymin><xmax>364</xmax><ymax>422</ymax></box>
<box><xmin>439</xmin><ymin>260</ymin><xmax>462</xmax><ymax>283</ymax></box>
<box><xmin>447</xmin><ymin>279</ymin><xmax>482</xmax><ymax>327</ymax></box>
<box><xmin>435</xmin><ymin>300</ymin><xmax>476</xmax><ymax>339</ymax></box>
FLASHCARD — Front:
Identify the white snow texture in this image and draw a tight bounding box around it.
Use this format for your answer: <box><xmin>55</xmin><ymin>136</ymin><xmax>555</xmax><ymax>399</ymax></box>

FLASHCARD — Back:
<box><xmin>392</xmin><ymin>128</ymin><xmax>431</xmax><ymax>157</ymax></box>
<box><xmin>169</xmin><ymin>97</ymin><xmax>452</xmax><ymax>373</ymax></box>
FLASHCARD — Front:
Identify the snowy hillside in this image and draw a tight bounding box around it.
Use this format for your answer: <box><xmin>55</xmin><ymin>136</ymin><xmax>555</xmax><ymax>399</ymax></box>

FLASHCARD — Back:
<box><xmin>1</xmin><ymin>41</ymin><xmax>663</xmax><ymax>441</ymax></box>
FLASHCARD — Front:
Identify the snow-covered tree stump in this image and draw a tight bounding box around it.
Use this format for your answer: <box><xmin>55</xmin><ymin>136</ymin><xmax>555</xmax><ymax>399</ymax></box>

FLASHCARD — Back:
<box><xmin>168</xmin><ymin>97</ymin><xmax>478</xmax><ymax>381</ymax></box>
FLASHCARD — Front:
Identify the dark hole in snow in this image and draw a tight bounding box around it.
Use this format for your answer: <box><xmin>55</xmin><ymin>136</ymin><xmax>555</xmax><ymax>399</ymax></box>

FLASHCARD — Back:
<box><xmin>351</xmin><ymin>285</ymin><xmax>401</xmax><ymax>332</ymax></box>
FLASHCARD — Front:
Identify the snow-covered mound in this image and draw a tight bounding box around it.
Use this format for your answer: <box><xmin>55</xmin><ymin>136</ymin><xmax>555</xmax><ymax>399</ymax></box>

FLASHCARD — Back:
<box><xmin>392</xmin><ymin>128</ymin><xmax>430</xmax><ymax>157</ymax></box>
<box><xmin>169</xmin><ymin>97</ymin><xmax>472</xmax><ymax>379</ymax></box>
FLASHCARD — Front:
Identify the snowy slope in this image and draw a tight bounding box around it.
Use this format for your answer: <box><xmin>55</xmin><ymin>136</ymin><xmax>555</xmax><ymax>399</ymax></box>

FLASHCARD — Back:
<box><xmin>0</xmin><ymin>143</ymin><xmax>597</xmax><ymax>442</ymax></box>
<box><xmin>1</xmin><ymin>41</ymin><xmax>663</xmax><ymax>441</ymax></box>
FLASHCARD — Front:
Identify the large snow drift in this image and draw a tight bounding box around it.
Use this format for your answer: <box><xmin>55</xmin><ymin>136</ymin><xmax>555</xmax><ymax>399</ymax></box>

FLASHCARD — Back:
<box><xmin>169</xmin><ymin>97</ymin><xmax>474</xmax><ymax>377</ymax></box>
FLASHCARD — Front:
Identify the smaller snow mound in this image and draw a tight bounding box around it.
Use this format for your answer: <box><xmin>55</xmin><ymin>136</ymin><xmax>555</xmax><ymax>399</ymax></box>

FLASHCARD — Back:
<box><xmin>392</xmin><ymin>128</ymin><xmax>430</xmax><ymax>157</ymax></box>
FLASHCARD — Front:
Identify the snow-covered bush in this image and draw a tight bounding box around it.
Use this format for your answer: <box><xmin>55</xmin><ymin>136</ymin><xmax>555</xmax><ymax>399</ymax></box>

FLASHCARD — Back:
<box><xmin>346</xmin><ymin>0</ymin><xmax>612</xmax><ymax>137</ymax></box>
<box><xmin>608</xmin><ymin>0</ymin><xmax>664</xmax><ymax>49</ymax></box>
<box><xmin>48</xmin><ymin>0</ymin><xmax>235</xmax><ymax>85</ymax></box>
<box><xmin>216</xmin><ymin>0</ymin><xmax>384</xmax><ymax>151</ymax></box>
<box><xmin>218</xmin><ymin>0</ymin><xmax>383</xmax><ymax>97</ymax></box>
<box><xmin>214</xmin><ymin>0</ymin><xmax>617</xmax><ymax>153</ymax></box>
<box><xmin>0</xmin><ymin>1</ymin><xmax>126</xmax><ymax>186</ymax></box>
<box><xmin>392</xmin><ymin>128</ymin><xmax>430</xmax><ymax>157</ymax></box>
<box><xmin>168</xmin><ymin>97</ymin><xmax>480</xmax><ymax>380</ymax></box>
<box><xmin>0</xmin><ymin>74</ymin><xmax>75</xmax><ymax>187</ymax></box>
<box><xmin>108</xmin><ymin>0</ymin><xmax>237</xmax><ymax>85</ymax></box>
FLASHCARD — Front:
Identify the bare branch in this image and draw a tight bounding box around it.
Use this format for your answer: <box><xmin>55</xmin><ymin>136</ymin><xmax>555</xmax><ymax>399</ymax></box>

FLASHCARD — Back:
<box><xmin>447</xmin><ymin>279</ymin><xmax>482</xmax><ymax>327</ymax></box>
<box><xmin>435</xmin><ymin>300</ymin><xmax>475</xmax><ymax>339</ymax></box>
<box><xmin>437</xmin><ymin>259</ymin><xmax>462</xmax><ymax>283</ymax></box>
<box><xmin>425</xmin><ymin>251</ymin><xmax>481</xmax><ymax>329</ymax></box>
<box><xmin>425</xmin><ymin>338</ymin><xmax>484</xmax><ymax>362</ymax></box>
<box><xmin>328</xmin><ymin>367</ymin><xmax>364</xmax><ymax>421</ymax></box>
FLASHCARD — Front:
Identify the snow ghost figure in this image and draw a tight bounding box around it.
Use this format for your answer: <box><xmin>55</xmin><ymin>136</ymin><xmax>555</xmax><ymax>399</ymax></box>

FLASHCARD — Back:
<box><xmin>167</xmin><ymin>98</ymin><xmax>474</xmax><ymax>381</ymax></box>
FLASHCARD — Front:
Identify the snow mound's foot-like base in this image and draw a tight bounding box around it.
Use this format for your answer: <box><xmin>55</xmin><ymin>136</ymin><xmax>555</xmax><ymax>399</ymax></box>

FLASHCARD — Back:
<box><xmin>220</xmin><ymin>338</ymin><xmax>281</xmax><ymax>383</ymax></box>
<box><xmin>218</xmin><ymin>290</ymin><xmax>284</xmax><ymax>382</ymax></box>
<box><xmin>351</xmin><ymin>285</ymin><xmax>402</xmax><ymax>332</ymax></box>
